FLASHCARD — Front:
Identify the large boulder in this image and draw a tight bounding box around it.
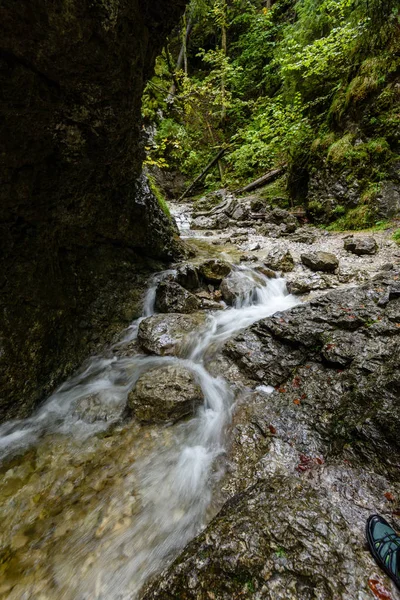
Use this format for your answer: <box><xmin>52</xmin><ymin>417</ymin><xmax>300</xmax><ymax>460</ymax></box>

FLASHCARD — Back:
<box><xmin>264</xmin><ymin>248</ymin><xmax>294</xmax><ymax>272</ymax></box>
<box><xmin>128</xmin><ymin>365</ymin><xmax>203</xmax><ymax>423</ymax></box>
<box><xmin>301</xmin><ymin>251</ymin><xmax>339</xmax><ymax>272</ymax></box>
<box><xmin>155</xmin><ymin>281</ymin><xmax>200</xmax><ymax>314</ymax></box>
<box><xmin>344</xmin><ymin>235</ymin><xmax>378</xmax><ymax>256</ymax></box>
<box><xmin>0</xmin><ymin>0</ymin><xmax>187</xmax><ymax>422</ymax></box>
<box><xmin>138</xmin><ymin>313</ymin><xmax>207</xmax><ymax>356</ymax></box>
<box><xmin>220</xmin><ymin>272</ymin><xmax>258</xmax><ymax>305</ymax></box>
<box><xmin>199</xmin><ymin>259</ymin><xmax>232</xmax><ymax>284</ymax></box>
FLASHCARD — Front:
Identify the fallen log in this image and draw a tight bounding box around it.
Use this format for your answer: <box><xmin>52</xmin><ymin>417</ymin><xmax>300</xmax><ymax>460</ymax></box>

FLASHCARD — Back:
<box><xmin>235</xmin><ymin>165</ymin><xmax>286</xmax><ymax>195</ymax></box>
<box><xmin>179</xmin><ymin>148</ymin><xmax>226</xmax><ymax>200</ymax></box>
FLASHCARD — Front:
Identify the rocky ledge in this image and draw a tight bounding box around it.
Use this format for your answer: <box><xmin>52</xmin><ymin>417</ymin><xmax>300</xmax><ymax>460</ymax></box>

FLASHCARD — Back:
<box><xmin>143</xmin><ymin>272</ymin><xmax>400</xmax><ymax>600</ymax></box>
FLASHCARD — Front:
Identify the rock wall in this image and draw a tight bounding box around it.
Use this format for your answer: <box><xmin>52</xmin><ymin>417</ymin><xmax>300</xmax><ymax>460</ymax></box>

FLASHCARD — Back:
<box><xmin>0</xmin><ymin>0</ymin><xmax>187</xmax><ymax>422</ymax></box>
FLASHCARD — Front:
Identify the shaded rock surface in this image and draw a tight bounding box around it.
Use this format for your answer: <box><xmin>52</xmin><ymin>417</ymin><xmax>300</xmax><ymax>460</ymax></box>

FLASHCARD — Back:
<box><xmin>155</xmin><ymin>281</ymin><xmax>200</xmax><ymax>314</ymax></box>
<box><xmin>344</xmin><ymin>235</ymin><xmax>378</xmax><ymax>256</ymax></box>
<box><xmin>0</xmin><ymin>0</ymin><xmax>187</xmax><ymax>422</ymax></box>
<box><xmin>128</xmin><ymin>365</ymin><xmax>203</xmax><ymax>423</ymax></box>
<box><xmin>301</xmin><ymin>251</ymin><xmax>339</xmax><ymax>272</ymax></box>
<box><xmin>175</xmin><ymin>264</ymin><xmax>200</xmax><ymax>291</ymax></box>
<box><xmin>143</xmin><ymin>274</ymin><xmax>400</xmax><ymax>599</ymax></box>
<box><xmin>138</xmin><ymin>313</ymin><xmax>207</xmax><ymax>356</ymax></box>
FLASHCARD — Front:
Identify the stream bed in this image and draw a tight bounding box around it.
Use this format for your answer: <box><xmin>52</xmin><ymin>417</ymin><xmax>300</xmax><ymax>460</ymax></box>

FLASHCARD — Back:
<box><xmin>0</xmin><ymin>213</ymin><xmax>298</xmax><ymax>599</ymax></box>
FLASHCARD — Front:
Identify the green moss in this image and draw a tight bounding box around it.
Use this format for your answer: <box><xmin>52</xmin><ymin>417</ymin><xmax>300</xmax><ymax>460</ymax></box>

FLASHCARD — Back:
<box><xmin>148</xmin><ymin>175</ymin><xmax>171</xmax><ymax>219</ymax></box>
<box><xmin>327</xmin><ymin>205</ymin><xmax>375</xmax><ymax>231</ymax></box>
<box><xmin>393</xmin><ymin>229</ymin><xmax>400</xmax><ymax>245</ymax></box>
<box><xmin>327</xmin><ymin>134</ymin><xmax>354</xmax><ymax>164</ymax></box>
<box><xmin>257</xmin><ymin>176</ymin><xmax>289</xmax><ymax>207</ymax></box>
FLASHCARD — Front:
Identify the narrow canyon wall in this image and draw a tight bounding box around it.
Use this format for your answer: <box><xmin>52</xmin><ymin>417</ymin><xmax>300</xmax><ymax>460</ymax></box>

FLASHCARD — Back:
<box><xmin>0</xmin><ymin>0</ymin><xmax>187</xmax><ymax>421</ymax></box>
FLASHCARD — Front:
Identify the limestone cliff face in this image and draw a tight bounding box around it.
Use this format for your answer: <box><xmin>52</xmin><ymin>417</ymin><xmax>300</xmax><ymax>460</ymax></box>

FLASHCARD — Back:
<box><xmin>0</xmin><ymin>0</ymin><xmax>187</xmax><ymax>421</ymax></box>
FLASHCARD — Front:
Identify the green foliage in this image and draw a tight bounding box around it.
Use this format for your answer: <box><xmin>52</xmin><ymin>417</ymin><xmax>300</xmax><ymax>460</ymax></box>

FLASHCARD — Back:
<box><xmin>327</xmin><ymin>205</ymin><xmax>375</xmax><ymax>231</ymax></box>
<box><xmin>147</xmin><ymin>175</ymin><xmax>172</xmax><ymax>219</ymax></box>
<box><xmin>393</xmin><ymin>229</ymin><xmax>400</xmax><ymax>245</ymax></box>
<box><xmin>141</xmin><ymin>0</ymin><xmax>400</xmax><ymax>207</ymax></box>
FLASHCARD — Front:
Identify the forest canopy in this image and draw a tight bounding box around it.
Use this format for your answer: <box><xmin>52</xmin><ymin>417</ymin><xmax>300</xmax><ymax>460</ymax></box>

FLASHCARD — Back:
<box><xmin>143</xmin><ymin>0</ymin><xmax>399</xmax><ymax>224</ymax></box>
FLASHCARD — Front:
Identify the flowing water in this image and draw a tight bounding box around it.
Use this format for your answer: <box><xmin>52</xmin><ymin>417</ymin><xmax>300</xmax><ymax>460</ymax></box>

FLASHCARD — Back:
<box><xmin>0</xmin><ymin>233</ymin><xmax>298</xmax><ymax>599</ymax></box>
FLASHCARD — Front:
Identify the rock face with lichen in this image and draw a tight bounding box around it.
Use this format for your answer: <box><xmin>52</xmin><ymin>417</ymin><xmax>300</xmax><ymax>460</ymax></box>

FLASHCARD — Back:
<box><xmin>0</xmin><ymin>0</ymin><xmax>187</xmax><ymax>422</ymax></box>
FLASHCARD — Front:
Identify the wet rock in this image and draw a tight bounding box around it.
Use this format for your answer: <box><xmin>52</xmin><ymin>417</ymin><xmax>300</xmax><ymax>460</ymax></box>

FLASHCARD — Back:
<box><xmin>175</xmin><ymin>264</ymin><xmax>200</xmax><ymax>291</ymax></box>
<box><xmin>286</xmin><ymin>273</ymin><xmax>332</xmax><ymax>295</ymax></box>
<box><xmin>191</xmin><ymin>215</ymin><xmax>217</xmax><ymax>230</ymax></box>
<box><xmin>199</xmin><ymin>259</ymin><xmax>232</xmax><ymax>284</ymax></box>
<box><xmin>288</xmin><ymin>227</ymin><xmax>318</xmax><ymax>244</ymax></box>
<box><xmin>220</xmin><ymin>272</ymin><xmax>258</xmax><ymax>305</ymax></box>
<box><xmin>193</xmin><ymin>189</ymin><xmax>230</xmax><ymax>213</ymax></box>
<box><xmin>231</xmin><ymin>204</ymin><xmax>250</xmax><ymax>221</ymax></box>
<box><xmin>255</xmin><ymin>265</ymin><xmax>277</xmax><ymax>279</ymax></box>
<box><xmin>155</xmin><ymin>281</ymin><xmax>200</xmax><ymax>314</ymax></box>
<box><xmin>344</xmin><ymin>235</ymin><xmax>378</xmax><ymax>256</ymax></box>
<box><xmin>301</xmin><ymin>251</ymin><xmax>339</xmax><ymax>272</ymax></box>
<box><xmin>138</xmin><ymin>313</ymin><xmax>207</xmax><ymax>356</ymax></box>
<box><xmin>142</xmin><ymin>475</ymin><xmax>379</xmax><ymax>600</ymax></box>
<box><xmin>264</xmin><ymin>248</ymin><xmax>294</xmax><ymax>272</ymax></box>
<box><xmin>145</xmin><ymin>276</ymin><xmax>400</xmax><ymax>599</ymax></box>
<box><xmin>249</xmin><ymin>196</ymin><xmax>271</xmax><ymax>213</ymax></box>
<box><xmin>248</xmin><ymin>242</ymin><xmax>261</xmax><ymax>251</ymax></box>
<box><xmin>128</xmin><ymin>365</ymin><xmax>203</xmax><ymax>424</ymax></box>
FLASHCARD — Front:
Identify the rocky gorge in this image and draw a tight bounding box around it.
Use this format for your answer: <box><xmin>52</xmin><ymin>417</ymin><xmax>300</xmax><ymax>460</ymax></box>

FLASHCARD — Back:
<box><xmin>0</xmin><ymin>184</ymin><xmax>399</xmax><ymax>599</ymax></box>
<box><xmin>0</xmin><ymin>0</ymin><xmax>187</xmax><ymax>422</ymax></box>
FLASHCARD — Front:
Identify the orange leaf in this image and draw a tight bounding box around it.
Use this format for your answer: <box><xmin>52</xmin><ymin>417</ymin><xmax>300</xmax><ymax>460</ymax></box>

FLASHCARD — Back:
<box><xmin>293</xmin><ymin>399</ymin><xmax>300</xmax><ymax>405</ymax></box>
<box><xmin>368</xmin><ymin>578</ymin><xmax>393</xmax><ymax>599</ymax></box>
<box><xmin>269</xmin><ymin>425</ymin><xmax>277</xmax><ymax>435</ymax></box>
<box><xmin>384</xmin><ymin>492</ymin><xmax>395</xmax><ymax>502</ymax></box>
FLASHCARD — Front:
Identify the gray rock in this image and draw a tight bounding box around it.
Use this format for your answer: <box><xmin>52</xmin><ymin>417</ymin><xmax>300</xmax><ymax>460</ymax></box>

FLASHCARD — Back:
<box><xmin>199</xmin><ymin>259</ymin><xmax>232</xmax><ymax>283</ymax></box>
<box><xmin>231</xmin><ymin>204</ymin><xmax>250</xmax><ymax>221</ymax></box>
<box><xmin>143</xmin><ymin>276</ymin><xmax>400</xmax><ymax>600</ymax></box>
<box><xmin>289</xmin><ymin>227</ymin><xmax>318</xmax><ymax>244</ymax></box>
<box><xmin>128</xmin><ymin>365</ymin><xmax>203</xmax><ymax>424</ymax></box>
<box><xmin>264</xmin><ymin>248</ymin><xmax>294</xmax><ymax>272</ymax></box>
<box><xmin>138</xmin><ymin>313</ymin><xmax>207</xmax><ymax>356</ymax></box>
<box><xmin>301</xmin><ymin>251</ymin><xmax>339</xmax><ymax>272</ymax></box>
<box><xmin>344</xmin><ymin>235</ymin><xmax>378</xmax><ymax>256</ymax></box>
<box><xmin>175</xmin><ymin>264</ymin><xmax>200</xmax><ymax>291</ymax></box>
<box><xmin>155</xmin><ymin>281</ymin><xmax>200</xmax><ymax>314</ymax></box>
<box><xmin>191</xmin><ymin>215</ymin><xmax>217</xmax><ymax>230</ymax></box>
<box><xmin>376</xmin><ymin>181</ymin><xmax>400</xmax><ymax>218</ymax></box>
<box><xmin>286</xmin><ymin>273</ymin><xmax>332</xmax><ymax>295</ymax></box>
<box><xmin>220</xmin><ymin>272</ymin><xmax>258</xmax><ymax>305</ymax></box>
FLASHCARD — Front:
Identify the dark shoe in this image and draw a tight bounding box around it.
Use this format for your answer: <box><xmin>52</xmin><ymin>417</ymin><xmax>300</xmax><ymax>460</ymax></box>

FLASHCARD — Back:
<box><xmin>366</xmin><ymin>514</ymin><xmax>400</xmax><ymax>590</ymax></box>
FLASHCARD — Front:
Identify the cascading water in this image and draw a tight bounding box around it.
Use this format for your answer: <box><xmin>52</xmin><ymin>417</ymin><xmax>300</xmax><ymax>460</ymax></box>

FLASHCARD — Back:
<box><xmin>0</xmin><ymin>244</ymin><xmax>298</xmax><ymax>599</ymax></box>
